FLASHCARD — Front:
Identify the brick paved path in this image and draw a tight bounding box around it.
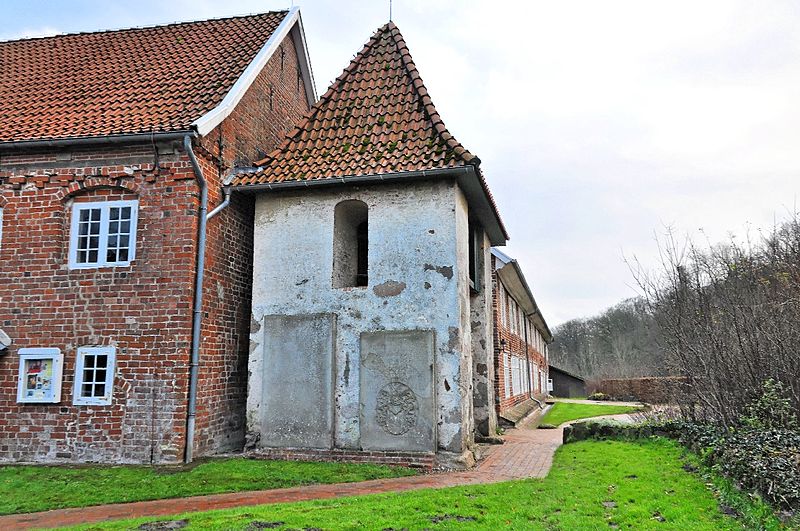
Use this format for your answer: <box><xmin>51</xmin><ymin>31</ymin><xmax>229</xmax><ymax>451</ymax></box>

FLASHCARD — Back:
<box><xmin>1</xmin><ymin>412</ymin><xmax>630</xmax><ymax>530</ymax></box>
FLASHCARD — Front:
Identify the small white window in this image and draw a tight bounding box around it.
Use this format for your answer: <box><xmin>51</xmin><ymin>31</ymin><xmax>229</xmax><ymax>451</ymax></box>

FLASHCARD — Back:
<box><xmin>17</xmin><ymin>348</ymin><xmax>64</xmax><ymax>404</ymax></box>
<box><xmin>69</xmin><ymin>200</ymin><xmax>138</xmax><ymax>269</ymax></box>
<box><xmin>73</xmin><ymin>346</ymin><xmax>116</xmax><ymax>405</ymax></box>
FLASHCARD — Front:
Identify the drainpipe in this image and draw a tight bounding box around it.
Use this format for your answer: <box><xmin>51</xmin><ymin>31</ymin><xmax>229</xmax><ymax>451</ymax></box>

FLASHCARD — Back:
<box><xmin>183</xmin><ymin>137</ymin><xmax>233</xmax><ymax>463</ymax></box>
<box><xmin>183</xmin><ymin>134</ymin><xmax>208</xmax><ymax>464</ymax></box>
<box><xmin>207</xmin><ymin>187</ymin><xmax>231</xmax><ymax>220</ymax></box>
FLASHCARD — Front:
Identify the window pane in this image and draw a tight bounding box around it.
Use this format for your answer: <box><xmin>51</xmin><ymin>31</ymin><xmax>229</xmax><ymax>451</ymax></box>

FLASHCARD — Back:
<box><xmin>91</xmin><ymin>209</ymin><xmax>101</xmax><ymax>221</ymax></box>
<box><xmin>96</xmin><ymin>355</ymin><xmax>107</xmax><ymax>367</ymax></box>
<box><xmin>118</xmin><ymin>249</ymin><xmax>128</xmax><ymax>262</ymax></box>
<box><xmin>77</xmin><ymin>251</ymin><xmax>87</xmax><ymax>263</ymax></box>
<box><xmin>119</xmin><ymin>235</ymin><xmax>129</xmax><ymax>248</ymax></box>
<box><xmin>83</xmin><ymin>368</ymin><xmax>94</xmax><ymax>382</ymax></box>
<box><xmin>109</xmin><ymin>208</ymin><xmax>119</xmax><ymax>221</ymax></box>
<box><xmin>88</xmin><ymin>250</ymin><xmax>98</xmax><ymax>262</ymax></box>
<box><xmin>107</xmin><ymin>249</ymin><xmax>118</xmax><ymax>262</ymax></box>
<box><xmin>108</xmin><ymin>235</ymin><xmax>117</xmax><ymax>248</ymax></box>
<box><xmin>79</xmin><ymin>209</ymin><xmax>90</xmax><ymax>222</ymax></box>
<box><xmin>109</xmin><ymin>222</ymin><xmax>118</xmax><ymax>234</ymax></box>
<box><xmin>95</xmin><ymin>384</ymin><xmax>105</xmax><ymax>396</ymax></box>
<box><xmin>82</xmin><ymin>383</ymin><xmax>93</xmax><ymax>396</ymax></box>
<box><xmin>79</xmin><ymin>223</ymin><xmax>89</xmax><ymax>236</ymax></box>
<box><xmin>121</xmin><ymin>207</ymin><xmax>131</xmax><ymax>219</ymax></box>
<box><xmin>84</xmin><ymin>355</ymin><xmax>95</xmax><ymax>369</ymax></box>
<box><xmin>121</xmin><ymin>220</ymin><xmax>130</xmax><ymax>233</ymax></box>
<box><xmin>94</xmin><ymin>369</ymin><xmax>106</xmax><ymax>382</ymax></box>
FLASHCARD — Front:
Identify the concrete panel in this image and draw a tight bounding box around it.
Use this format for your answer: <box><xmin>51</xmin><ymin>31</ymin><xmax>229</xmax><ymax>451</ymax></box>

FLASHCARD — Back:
<box><xmin>360</xmin><ymin>330</ymin><xmax>435</xmax><ymax>451</ymax></box>
<box><xmin>259</xmin><ymin>314</ymin><xmax>335</xmax><ymax>448</ymax></box>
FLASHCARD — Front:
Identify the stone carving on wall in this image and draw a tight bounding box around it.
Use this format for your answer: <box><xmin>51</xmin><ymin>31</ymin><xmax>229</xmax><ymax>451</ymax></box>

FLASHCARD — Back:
<box><xmin>375</xmin><ymin>381</ymin><xmax>418</xmax><ymax>435</ymax></box>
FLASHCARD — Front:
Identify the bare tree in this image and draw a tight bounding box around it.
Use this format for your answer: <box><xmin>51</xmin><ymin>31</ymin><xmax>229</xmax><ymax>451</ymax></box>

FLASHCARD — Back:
<box><xmin>630</xmin><ymin>218</ymin><xmax>800</xmax><ymax>425</ymax></box>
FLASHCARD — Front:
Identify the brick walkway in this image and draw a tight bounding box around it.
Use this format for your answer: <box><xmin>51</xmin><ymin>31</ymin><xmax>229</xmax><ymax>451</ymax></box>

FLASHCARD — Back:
<box><xmin>1</xmin><ymin>412</ymin><xmax>625</xmax><ymax>530</ymax></box>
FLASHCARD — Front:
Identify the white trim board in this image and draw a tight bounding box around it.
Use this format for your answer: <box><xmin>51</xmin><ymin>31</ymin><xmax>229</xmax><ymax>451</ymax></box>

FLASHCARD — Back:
<box><xmin>193</xmin><ymin>7</ymin><xmax>317</xmax><ymax>136</ymax></box>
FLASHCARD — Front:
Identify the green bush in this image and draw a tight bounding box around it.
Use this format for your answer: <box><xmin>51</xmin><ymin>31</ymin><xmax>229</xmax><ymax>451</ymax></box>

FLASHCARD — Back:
<box><xmin>740</xmin><ymin>379</ymin><xmax>799</xmax><ymax>431</ymax></box>
<box><xmin>708</xmin><ymin>427</ymin><xmax>800</xmax><ymax>511</ymax></box>
<box><xmin>588</xmin><ymin>391</ymin><xmax>610</xmax><ymax>401</ymax></box>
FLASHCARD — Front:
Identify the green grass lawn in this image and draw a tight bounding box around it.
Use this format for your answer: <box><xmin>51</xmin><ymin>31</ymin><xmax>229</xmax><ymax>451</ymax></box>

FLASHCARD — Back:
<box><xmin>69</xmin><ymin>439</ymin><xmax>781</xmax><ymax>530</ymax></box>
<box><xmin>0</xmin><ymin>458</ymin><xmax>416</xmax><ymax>515</ymax></box>
<box><xmin>539</xmin><ymin>401</ymin><xmax>642</xmax><ymax>427</ymax></box>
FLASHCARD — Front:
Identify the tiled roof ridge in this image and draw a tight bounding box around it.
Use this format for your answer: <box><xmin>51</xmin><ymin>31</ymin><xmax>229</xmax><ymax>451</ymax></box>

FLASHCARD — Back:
<box><xmin>0</xmin><ymin>10</ymin><xmax>288</xmax><ymax>45</ymax></box>
<box><xmin>254</xmin><ymin>21</ymin><xmax>479</xmax><ymax>169</ymax></box>
<box><xmin>383</xmin><ymin>22</ymin><xmax>479</xmax><ymax>167</ymax></box>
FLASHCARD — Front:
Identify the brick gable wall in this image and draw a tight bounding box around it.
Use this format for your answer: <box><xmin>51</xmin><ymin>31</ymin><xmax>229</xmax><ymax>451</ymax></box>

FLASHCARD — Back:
<box><xmin>0</xmin><ymin>32</ymin><xmax>310</xmax><ymax>463</ymax></box>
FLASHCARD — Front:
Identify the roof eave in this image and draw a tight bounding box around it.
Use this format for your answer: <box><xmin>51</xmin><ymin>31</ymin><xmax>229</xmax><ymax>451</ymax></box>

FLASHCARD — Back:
<box><xmin>495</xmin><ymin>257</ymin><xmax>553</xmax><ymax>341</ymax></box>
<box><xmin>192</xmin><ymin>7</ymin><xmax>316</xmax><ymax>136</ymax></box>
<box><xmin>290</xmin><ymin>10</ymin><xmax>318</xmax><ymax>106</ymax></box>
<box><xmin>0</xmin><ymin>130</ymin><xmax>197</xmax><ymax>152</ymax></box>
<box><xmin>229</xmin><ymin>164</ymin><xmax>507</xmax><ymax>246</ymax></box>
<box><xmin>456</xmin><ymin>166</ymin><xmax>507</xmax><ymax>246</ymax></box>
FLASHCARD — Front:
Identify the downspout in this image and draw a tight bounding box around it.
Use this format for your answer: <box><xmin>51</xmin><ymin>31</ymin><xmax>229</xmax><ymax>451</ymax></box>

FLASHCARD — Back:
<box><xmin>183</xmin><ymin>135</ymin><xmax>208</xmax><ymax>464</ymax></box>
<box><xmin>207</xmin><ymin>187</ymin><xmax>231</xmax><ymax>220</ymax></box>
<box><xmin>183</xmin><ymin>138</ymin><xmax>233</xmax><ymax>463</ymax></box>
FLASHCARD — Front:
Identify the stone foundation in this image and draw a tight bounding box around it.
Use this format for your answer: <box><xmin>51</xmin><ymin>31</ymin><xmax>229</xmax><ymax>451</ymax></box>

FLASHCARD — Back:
<box><xmin>247</xmin><ymin>447</ymin><xmax>436</xmax><ymax>470</ymax></box>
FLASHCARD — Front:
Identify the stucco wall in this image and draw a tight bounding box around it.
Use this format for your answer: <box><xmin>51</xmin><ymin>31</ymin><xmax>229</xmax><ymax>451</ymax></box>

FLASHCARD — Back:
<box><xmin>471</xmin><ymin>231</ymin><xmax>496</xmax><ymax>437</ymax></box>
<box><xmin>246</xmin><ymin>179</ymin><xmax>476</xmax><ymax>458</ymax></box>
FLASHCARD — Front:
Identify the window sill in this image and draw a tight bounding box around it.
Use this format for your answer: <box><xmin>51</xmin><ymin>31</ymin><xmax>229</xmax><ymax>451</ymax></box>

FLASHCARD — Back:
<box><xmin>68</xmin><ymin>262</ymin><xmax>134</xmax><ymax>271</ymax></box>
<box><xmin>73</xmin><ymin>399</ymin><xmax>113</xmax><ymax>406</ymax></box>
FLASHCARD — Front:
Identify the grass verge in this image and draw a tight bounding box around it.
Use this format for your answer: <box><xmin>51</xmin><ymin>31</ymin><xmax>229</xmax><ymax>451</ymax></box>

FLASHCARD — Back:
<box><xmin>539</xmin><ymin>401</ymin><xmax>642</xmax><ymax>427</ymax></box>
<box><xmin>69</xmin><ymin>439</ymin><xmax>782</xmax><ymax>530</ymax></box>
<box><xmin>0</xmin><ymin>458</ymin><xmax>416</xmax><ymax>515</ymax></box>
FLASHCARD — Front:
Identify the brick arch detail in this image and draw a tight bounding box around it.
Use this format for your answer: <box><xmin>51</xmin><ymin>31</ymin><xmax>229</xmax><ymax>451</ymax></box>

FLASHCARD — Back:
<box><xmin>57</xmin><ymin>178</ymin><xmax>140</xmax><ymax>201</ymax></box>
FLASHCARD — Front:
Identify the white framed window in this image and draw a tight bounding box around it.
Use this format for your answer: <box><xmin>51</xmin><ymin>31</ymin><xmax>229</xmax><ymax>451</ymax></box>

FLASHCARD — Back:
<box><xmin>504</xmin><ymin>353</ymin><xmax>512</xmax><ymax>398</ymax></box>
<box><xmin>73</xmin><ymin>346</ymin><xmax>116</xmax><ymax>405</ymax></box>
<box><xmin>511</xmin><ymin>356</ymin><xmax>521</xmax><ymax>396</ymax></box>
<box><xmin>499</xmin><ymin>285</ymin><xmax>507</xmax><ymax>326</ymax></box>
<box><xmin>17</xmin><ymin>348</ymin><xmax>64</xmax><ymax>403</ymax></box>
<box><xmin>69</xmin><ymin>200</ymin><xmax>138</xmax><ymax>269</ymax></box>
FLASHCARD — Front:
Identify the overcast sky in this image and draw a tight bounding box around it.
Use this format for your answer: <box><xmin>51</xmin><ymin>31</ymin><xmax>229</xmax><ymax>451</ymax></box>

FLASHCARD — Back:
<box><xmin>4</xmin><ymin>1</ymin><xmax>800</xmax><ymax>326</ymax></box>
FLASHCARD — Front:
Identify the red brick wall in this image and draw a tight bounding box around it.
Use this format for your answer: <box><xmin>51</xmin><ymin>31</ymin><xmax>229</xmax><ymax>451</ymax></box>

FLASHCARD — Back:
<box><xmin>0</xmin><ymin>146</ymin><xmax>198</xmax><ymax>463</ymax></box>
<box><xmin>588</xmin><ymin>377</ymin><xmax>687</xmax><ymax>404</ymax></box>
<box><xmin>0</xmin><ymin>32</ymin><xmax>311</xmax><ymax>464</ymax></box>
<box><xmin>491</xmin><ymin>256</ymin><xmax>548</xmax><ymax>416</ymax></box>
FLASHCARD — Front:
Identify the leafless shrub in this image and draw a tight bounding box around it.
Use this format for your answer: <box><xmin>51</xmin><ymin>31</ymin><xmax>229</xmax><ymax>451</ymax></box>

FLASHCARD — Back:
<box><xmin>629</xmin><ymin>217</ymin><xmax>800</xmax><ymax>426</ymax></box>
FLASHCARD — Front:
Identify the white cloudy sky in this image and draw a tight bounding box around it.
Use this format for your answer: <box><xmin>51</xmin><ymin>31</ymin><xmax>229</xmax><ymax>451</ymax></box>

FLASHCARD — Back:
<box><xmin>4</xmin><ymin>1</ymin><xmax>800</xmax><ymax>326</ymax></box>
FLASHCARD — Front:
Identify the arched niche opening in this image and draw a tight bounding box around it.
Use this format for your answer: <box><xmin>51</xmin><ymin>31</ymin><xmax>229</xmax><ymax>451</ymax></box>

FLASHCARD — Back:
<box><xmin>332</xmin><ymin>200</ymin><xmax>368</xmax><ymax>288</ymax></box>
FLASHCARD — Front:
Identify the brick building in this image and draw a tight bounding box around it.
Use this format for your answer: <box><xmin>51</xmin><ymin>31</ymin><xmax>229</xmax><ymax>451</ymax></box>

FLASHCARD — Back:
<box><xmin>491</xmin><ymin>248</ymin><xmax>553</xmax><ymax>424</ymax></box>
<box><xmin>0</xmin><ymin>10</ymin><xmax>554</xmax><ymax>468</ymax></box>
<box><xmin>0</xmin><ymin>9</ymin><xmax>316</xmax><ymax>464</ymax></box>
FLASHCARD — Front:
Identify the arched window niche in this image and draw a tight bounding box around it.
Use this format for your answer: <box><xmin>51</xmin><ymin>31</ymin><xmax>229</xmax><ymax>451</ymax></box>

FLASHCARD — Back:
<box><xmin>332</xmin><ymin>200</ymin><xmax>368</xmax><ymax>288</ymax></box>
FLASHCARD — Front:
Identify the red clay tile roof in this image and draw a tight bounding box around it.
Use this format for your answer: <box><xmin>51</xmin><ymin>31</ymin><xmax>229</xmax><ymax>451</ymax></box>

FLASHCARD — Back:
<box><xmin>231</xmin><ymin>22</ymin><xmax>479</xmax><ymax>186</ymax></box>
<box><xmin>0</xmin><ymin>12</ymin><xmax>287</xmax><ymax>143</ymax></box>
